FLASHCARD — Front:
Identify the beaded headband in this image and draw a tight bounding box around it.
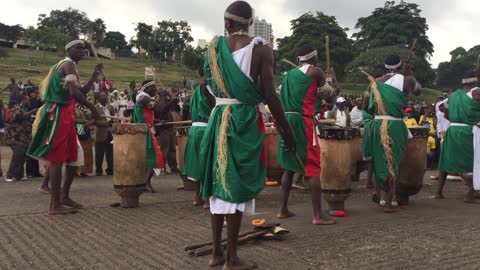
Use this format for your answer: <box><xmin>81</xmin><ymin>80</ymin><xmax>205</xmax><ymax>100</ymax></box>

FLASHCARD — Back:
<box><xmin>224</xmin><ymin>11</ymin><xmax>253</xmax><ymax>25</ymax></box>
<box><xmin>65</xmin><ymin>40</ymin><xmax>85</xmax><ymax>50</ymax></box>
<box><xmin>462</xmin><ymin>77</ymin><xmax>478</xmax><ymax>84</ymax></box>
<box><xmin>385</xmin><ymin>61</ymin><xmax>402</xmax><ymax>70</ymax></box>
<box><xmin>140</xmin><ymin>81</ymin><xmax>156</xmax><ymax>92</ymax></box>
<box><xmin>298</xmin><ymin>50</ymin><xmax>318</xmax><ymax>62</ymax></box>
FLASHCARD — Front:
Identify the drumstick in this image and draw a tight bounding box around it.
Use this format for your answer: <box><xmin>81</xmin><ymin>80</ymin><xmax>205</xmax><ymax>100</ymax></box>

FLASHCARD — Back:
<box><xmin>294</xmin><ymin>152</ymin><xmax>306</xmax><ymax>172</ymax></box>
<box><xmin>282</xmin><ymin>59</ymin><xmax>299</xmax><ymax>68</ymax></box>
<box><xmin>155</xmin><ymin>120</ymin><xmax>193</xmax><ymax>126</ymax></box>
<box><xmin>325</xmin><ymin>35</ymin><xmax>331</xmax><ymax>71</ymax></box>
<box><xmin>86</xmin><ymin>35</ymin><xmax>106</xmax><ymax>78</ymax></box>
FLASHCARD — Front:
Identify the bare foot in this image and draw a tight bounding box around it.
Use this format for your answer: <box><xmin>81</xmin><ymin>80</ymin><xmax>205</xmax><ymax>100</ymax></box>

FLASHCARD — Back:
<box><xmin>464</xmin><ymin>198</ymin><xmax>480</xmax><ymax>204</ymax></box>
<box><xmin>146</xmin><ymin>183</ymin><xmax>156</xmax><ymax>193</ymax></box>
<box><xmin>223</xmin><ymin>257</ymin><xmax>257</xmax><ymax>270</ymax></box>
<box><xmin>383</xmin><ymin>207</ymin><xmax>400</xmax><ymax>213</ymax></box>
<box><xmin>276</xmin><ymin>211</ymin><xmax>295</xmax><ymax>219</ymax></box>
<box><xmin>193</xmin><ymin>199</ymin><xmax>204</xmax><ymax>206</ymax></box>
<box><xmin>61</xmin><ymin>198</ymin><xmax>84</xmax><ymax>209</ymax></box>
<box><xmin>209</xmin><ymin>256</ymin><xmax>225</xmax><ymax>267</ymax></box>
<box><xmin>312</xmin><ymin>215</ymin><xmax>336</xmax><ymax>225</ymax></box>
<box><xmin>48</xmin><ymin>206</ymin><xmax>78</xmax><ymax>215</ymax></box>
<box><xmin>203</xmin><ymin>203</ymin><xmax>210</xmax><ymax>210</ymax></box>
<box><xmin>292</xmin><ymin>183</ymin><xmax>307</xmax><ymax>190</ymax></box>
<box><xmin>39</xmin><ymin>187</ymin><xmax>50</xmax><ymax>194</ymax></box>
<box><xmin>371</xmin><ymin>192</ymin><xmax>380</xmax><ymax>204</ymax></box>
<box><xmin>433</xmin><ymin>193</ymin><xmax>444</xmax><ymax>199</ymax></box>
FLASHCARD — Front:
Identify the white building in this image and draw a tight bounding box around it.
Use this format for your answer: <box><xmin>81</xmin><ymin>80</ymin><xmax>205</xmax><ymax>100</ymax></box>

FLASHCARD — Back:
<box><xmin>253</xmin><ymin>17</ymin><xmax>274</xmax><ymax>45</ymax></box>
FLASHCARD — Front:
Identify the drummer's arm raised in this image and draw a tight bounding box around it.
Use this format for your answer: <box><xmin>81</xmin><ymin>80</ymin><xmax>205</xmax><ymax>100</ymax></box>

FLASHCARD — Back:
<box><xmin>309</xmin><ymin>67</ymin><xmax>338</xmax><ymax>102</ymax></box>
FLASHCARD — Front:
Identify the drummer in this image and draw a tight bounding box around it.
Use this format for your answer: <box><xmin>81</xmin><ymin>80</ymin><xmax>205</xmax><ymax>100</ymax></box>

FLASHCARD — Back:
<box><xmin>364</xmin><ymin>55</ymin><xmax>419</xmax><ymax>213</ymax></box>
<box><xmin>132</xmin><ymin>80</ymin><xmax>165</xmax><ymax>192</ymax></box>
<box><xmin>182</xmin><ymin>76</ymin><xmax>214</xmax><ymax>207</ymax></box>
<box><xmin>277</xmin><ymin>45</ymin><xmax>338</xmax><ymax>225</ymax></box>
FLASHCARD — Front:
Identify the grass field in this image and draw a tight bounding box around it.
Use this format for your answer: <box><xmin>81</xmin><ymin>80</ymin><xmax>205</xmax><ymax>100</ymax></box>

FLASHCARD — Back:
<box><xmin>0</xmin><ymin>47</ymin><xmax>442</xmax><ymax>104</ymax></box>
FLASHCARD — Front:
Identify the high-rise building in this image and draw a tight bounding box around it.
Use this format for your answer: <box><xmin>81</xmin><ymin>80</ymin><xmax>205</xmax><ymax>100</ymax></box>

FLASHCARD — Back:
<box><xmin>197</xmin><ymin>39</ymin><xmax>209</xmax><ymax>49</ymax></box>
<box><xmin>253</xmin><ymin>17</ymin><xmax>274</xmax><ymax>45</ymax></box>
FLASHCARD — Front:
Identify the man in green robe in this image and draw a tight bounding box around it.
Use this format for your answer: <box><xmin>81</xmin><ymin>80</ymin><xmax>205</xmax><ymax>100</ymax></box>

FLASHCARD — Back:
<box><xmin>435</xmin><ymin>70</ymin><xmax>480</xmax><ymax>202</ymax></box>
<box><xmin>199</xmin><ymin>2</ymin><xmax>296</xmax><ymax>269</ymax></box>
<box><xmin>364</xmin><ymin>55</ymin><xmax>419</xmax><ymax>213</ymax></box>
<box><xmin>27</xmin><ymin>40</ymin><xmax>101</xmax><ymax>215</ymax></box>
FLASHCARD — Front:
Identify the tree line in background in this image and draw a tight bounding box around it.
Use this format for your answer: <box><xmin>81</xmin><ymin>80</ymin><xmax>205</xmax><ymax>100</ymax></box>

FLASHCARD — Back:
<box><xmin>0</xmin><ymin>1</ymin><xmax>478</xmax><ymax>90</ymax></box>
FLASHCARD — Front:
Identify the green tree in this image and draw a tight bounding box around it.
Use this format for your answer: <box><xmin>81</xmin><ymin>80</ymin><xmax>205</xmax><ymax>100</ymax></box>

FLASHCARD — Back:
<box><xmin>0</xmin><ymin>23</ymin><xmax>24</xmax><ymax>42</ymax></box>
<box><xmin>103</xmin><ymin>31</ymin><xmax>127</xmax><ymax>51</ymax></box>
<box><xmin>90</xmin><ymin>18</ymin><xmax>107</xmax><ymax>45</ymax></box>
<box><xmin>344</xmin><ymin>46</ymin><xmax>435</xmax><ymax>86</ymax></box>
<box><xmin>275</xmin><ymin>12</ymin><xmax>354</xmax><ymax>78</ymax></box>
<box><xmin>152</xmin><ymin>20</ymin><xmax>194</xmax><ymax>62</ymax></box>
<box><xmin>437</xmin><ymin>46</ymin><xmax>480</xmax><ymax>89</ymax></box>
<box><xmin>37</xmin><ymin>8</ymin><xmax>91</xmax><ymax>40</ymax></box>
<box><xmin>24</xmin><ymin>26</ymin><xmax>68</xmax><ymax>58</ymax></box>
<box><xmin>353</xmin><ymin>1</ymin><xmax>434</xmax><ymax>58</ymax></box>
<box><xmin>183</xmin><ymin>46</ymin><xmax>206</xmax><ymax>74</ymax></box>
<box><xmin>132</xmin><ymin>22</ymin><xmax>154</xmax><ymax>57</ymax></box>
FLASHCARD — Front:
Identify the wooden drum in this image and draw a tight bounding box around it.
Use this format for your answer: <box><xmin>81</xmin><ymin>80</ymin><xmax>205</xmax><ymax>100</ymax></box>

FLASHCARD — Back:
<box><xmin>265</xmin><ymin>126</ymin><xmax>283</xmax><ymax>181</ymax></box>
<box><xmin>319</xmin><ymin>127</ymin><xmax>361</xmax><ymax>211</ymax></box>
<box><xmin>112</xmin><ymin>123</ymin><xmax>147</xmax><ymax>208</ymax></box>
<box><xmin>176</xmin><ymin>126</ymin><xmax>194</xmax><ymax>190</ymax></box>
<box><xmin>396</xmin><ymin>126</ymin><xmax>428</xmax><ymax>205</ymax></box>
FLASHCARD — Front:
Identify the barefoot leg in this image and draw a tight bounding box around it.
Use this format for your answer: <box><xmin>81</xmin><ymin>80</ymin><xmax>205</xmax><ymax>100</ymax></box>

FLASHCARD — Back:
<box><xmin>145</xmin><ymin>169</ymin><xmax>155</xmax><ymax>193</ymax></box>
<box><xmin>277</xmin><ymin>170</ymin><xmax>295</xmax><ymax>219</ymax></box>
<box><xmin>308</xmin><ymin>176</ymin><xmax>335</xmax><ymax>225</ymax></box>
<box><xmin>49</xmin><ymin>163</ymin><xmax>63</xmax><ymax>212</ymax></box>
<box><xmin>292</xmin><ymin>172</ymin><xmax>306</xmax><ymax>190</ymax></box>
<box><xmin>366</xmin><ymin>162</ymin><xmax>374</xmax><ymax>189</ymax></box>
<box><xmin>463</xmin><ymin>177</ymin><xmax>480</xmax><ymax>204</ymax></box>
<box><xmin>61</xmin><ymin>166</ymin><xmax>75</xmax><ymax>200</ymax></box>
<box><xmin>434</xmin><ymin>171</ymin><xmax>447</xmax><ymax>199</ymax></box>
<box><xmin>383</xmin><ymin>178</ymin><xmax>398</xmax><ymax>213</ymax></box>
<box><xmin>209</xmin><ymin>213</ymin><xmax>225</xmax><ymax>267</ymax></box>
<box><xmin>193</xmin><ymin>181</ymin><xmax>204</xmax><ymax>206</ymax></box>
<box><xmin>40</xmin><ymin>164</ymin><xmax>51</xmax><ymax>193</ymax></box>
<box><xmin>223</xmin><ymin>211</ymin><xmax>257</xmax><ymax>270</ymax></box>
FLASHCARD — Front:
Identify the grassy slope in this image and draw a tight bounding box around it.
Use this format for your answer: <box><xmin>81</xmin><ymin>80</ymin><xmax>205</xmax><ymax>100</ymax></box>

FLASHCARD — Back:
<box><xmin>0</xmin><ymin>47</ymin><xmax>201</xmax><ymax>100</ymax></box>
<box><xmin>1</xmin><ymin>47</ymin><xmax>441</xmax><ymax>104</ymax></box>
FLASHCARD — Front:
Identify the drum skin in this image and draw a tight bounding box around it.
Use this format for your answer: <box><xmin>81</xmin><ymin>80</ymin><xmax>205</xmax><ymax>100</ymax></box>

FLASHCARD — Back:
<box><xmin>396</xmin><ymin>127</ymin><xmax>428</xmax><ymax>205</ymax></box>
<box><xmin>112</xmin><ymin>123</ymin><xmax>147</xmax><ymax>207</ymax></box>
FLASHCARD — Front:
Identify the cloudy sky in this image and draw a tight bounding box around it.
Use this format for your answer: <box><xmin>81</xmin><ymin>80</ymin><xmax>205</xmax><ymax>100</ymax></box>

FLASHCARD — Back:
<box><xmin>1</xmin><ymin>0</ymin><xmax>478</xmax><ymax>67</ymax></box>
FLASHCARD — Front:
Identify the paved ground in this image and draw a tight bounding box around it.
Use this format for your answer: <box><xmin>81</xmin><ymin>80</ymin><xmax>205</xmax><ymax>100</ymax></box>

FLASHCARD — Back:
<box><xmin>0</xmin><ymin>147</ymin><xmax>479</xmax><ymax>270</ymax></box>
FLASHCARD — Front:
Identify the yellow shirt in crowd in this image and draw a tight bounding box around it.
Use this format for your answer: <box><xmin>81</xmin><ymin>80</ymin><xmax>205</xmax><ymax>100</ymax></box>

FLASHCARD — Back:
<box><xmin>404</xmin><ymin>118</ymin><xmax>418</xmax><ymax>126</ymax></box>
<box><xmin>419</xmin><ymin>115</ymin><xmax>436</xmax><ymax>135</ymax></box>
<box><xmin>427</xmin><ymin>136</ymin><xmax>436</xmax><ymax>153</ymax></box>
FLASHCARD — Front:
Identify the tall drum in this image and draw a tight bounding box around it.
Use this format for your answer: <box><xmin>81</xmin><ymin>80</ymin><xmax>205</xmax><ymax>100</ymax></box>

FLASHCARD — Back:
<box><xmin>265</xmin><ymin>126</ymin><xmax>283</xmax><ymax>181</ymax></box>
<box><xmin>112</xmin><ymin>123</ymin><xmax>147</xmax><ymax>208</ymax></box>
<box><xmin>319</xmin><ymin>127</ymin><xmax>361</xmax><ymax>211</ymax></box>
<box><xmin>176</xmin><ymin>126</ymin><xmax>194</xmax><ymax>190</ymax></box>
<box><xmin>396</xmin><ymin>126</ymin><xmax>428</xmax><ymax>205</ymax></box>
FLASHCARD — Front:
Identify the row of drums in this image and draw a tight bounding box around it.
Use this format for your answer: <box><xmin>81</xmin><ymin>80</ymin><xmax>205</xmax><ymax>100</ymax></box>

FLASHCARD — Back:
<box><xmin>111</xmin><ymin>123</ymin><xmax>428</xmax><ymax>209</ymax></box>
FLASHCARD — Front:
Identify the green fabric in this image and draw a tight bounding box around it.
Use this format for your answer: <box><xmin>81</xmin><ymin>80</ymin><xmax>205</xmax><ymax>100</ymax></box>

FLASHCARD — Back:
<box><xmin>361</xmin><ymin>110</ymin><xmax>373</xmax><ymax>158</ymax></box>
<box><xmin>439</xmin><ymin>90</ymin><xmax>480</xmax><ymax>173</ymax></box>
<box><xmin>277</xmin><ymin>68</ymin><xmax>312</xmax><ymax>173</ymax></box>
<box><xmin>190</xmin><ymin>86</ymin><xmax>210</xmax><ymax>123</ymax></box>
<box><xmin>132</xmin><ymin>103</ymin><xmax>157</xmax><ymax>169</ymax></box>
<box><xmin>368</xmin><ymin>82</ymin><xmax>408</xmax><ymax>186</ymax></box>
<box><xmin>27</xmin><ymin>68</ymin><xmax>67</xmax><ymax>158</ymax></box>
<box><xmin>182</xmin><ymin>86</ymin><xmax>211</xmax><ymax>180</ymax></box>
<box><xmin>200</xmin><ymin>36</ymin><xmax>265</xmax><ymax>203</ymax></box>
<box><xmin>182</xmin><ymin>126</ymin><xmax>207</xmax><ymax>180</ymax></box>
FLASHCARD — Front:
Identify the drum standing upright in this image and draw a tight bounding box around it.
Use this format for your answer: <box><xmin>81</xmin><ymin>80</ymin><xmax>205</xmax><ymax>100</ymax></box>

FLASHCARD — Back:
<box><xmin>112</xmin><ymin>123</ymin><xmax>147</xmax><ymax>208</ymax></box>
<box><xmin>319</xmin><ymin>127</ymin><xmax>361</xmax><ymax>211</ymax></box>
<box><xmin>176</xmin><ymin>126</ymin><xmax>194</xmax><ymax>190</ymax></box>
<box><xmin>396</xmin><ymin>126</ymin><xmax>428</xmax><ymax>205</ymax></box>
<box><xmin>265</xmin><ymin>126</ymin><xmax>283</xmax><ymax>181</ymax></box>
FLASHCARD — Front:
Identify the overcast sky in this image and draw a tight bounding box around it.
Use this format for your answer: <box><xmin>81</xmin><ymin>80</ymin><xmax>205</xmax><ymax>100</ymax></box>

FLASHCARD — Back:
<box><xmin>1</xmin><ymin>0</ymin><xmax>478</xmax><ymax>67</ymax></box>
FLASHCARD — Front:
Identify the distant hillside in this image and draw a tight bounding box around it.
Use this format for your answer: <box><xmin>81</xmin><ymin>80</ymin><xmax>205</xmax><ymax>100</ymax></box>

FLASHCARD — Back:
<box><xmin>1</xmin><ymin>47</ymin><xmax>443</xmax><ymax>104</ymax></box>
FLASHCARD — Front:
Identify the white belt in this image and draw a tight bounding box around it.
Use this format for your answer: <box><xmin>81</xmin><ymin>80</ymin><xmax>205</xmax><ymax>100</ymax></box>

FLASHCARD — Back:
<box><xmin>374</xmin><ymin>115</ymin><xmax>403</xmax><ymax>121</ymax></box>
<box><xmin>215</xmin><ymin>98</ymin><xmax>244</xmax><ymax>107</ymax></box>
<box><xmin>450</xmin><ymin>123</ymin><xmax>469</xmax><ymax>127</ymax></box>
<box><xmin>192</xmin><ymin>122</ymin><xmax>208</xmax><ymax>127</ymax></box>
<box><xmin>285</xmin><ymin>112</ymin><xmax>301</xmax><ymax>115</ymax></box>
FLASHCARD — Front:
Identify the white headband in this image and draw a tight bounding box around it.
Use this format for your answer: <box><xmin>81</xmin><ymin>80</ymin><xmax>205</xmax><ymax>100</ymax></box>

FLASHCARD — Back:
<box><xmin>65</xmin><ymin>40</ymin><xmax>84</xmax><ymax>50</ymax></box>
<box><xmin>140</xmin><ymin>81</ymin><xmax>156</xmax><ymax>92</ymax></box>
<box><xmin>385</xmin><ymin>61</ymin><xmax>402</xmax><ymax>70</ymax></box>
<box><xmin>298</xmin><ymin>50</ymin><xmax>317</xmax><ymax>62</ymax></box>
<box><xmin>462</xmin><ymin>77</ymin><xmax>478</xmax><ymax>84</ymax></box>
<box><xmin>224</xmin><ymin>11</ymin><xmax>253</xmax><ymax>25</ymax></box>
